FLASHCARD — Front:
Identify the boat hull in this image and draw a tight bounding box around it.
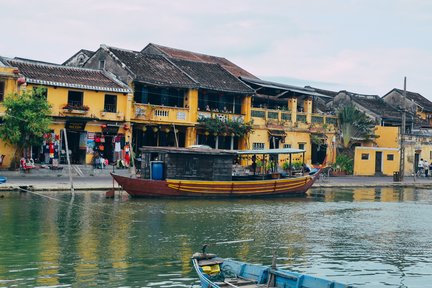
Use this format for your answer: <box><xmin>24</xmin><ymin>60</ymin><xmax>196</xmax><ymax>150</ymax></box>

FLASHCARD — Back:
<box><xmin>111</xmin><ymin>172</ymin><xmax>319</xmax><ymax>198</ymax></box>
<box><xmin>192</xmin><ymin>256</ymin><xmax>352</xmax><ymax>288</ymax></box>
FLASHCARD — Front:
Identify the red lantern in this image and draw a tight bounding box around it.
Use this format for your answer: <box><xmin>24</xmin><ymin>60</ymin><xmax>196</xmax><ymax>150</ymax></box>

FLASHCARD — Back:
<box><xmin>124</xmin><ymin>124</ymin><xmax>129</xmax><ymax>130</ymax></box>
<box><xmin>17</xmin><ymin>77</ymin><xmax>26</xmax><ymax>85</ymax></box>
<box><xmin>101</xmin><ymin>124</ymin><xmax>107</xmax><ymax>129</ymax></box>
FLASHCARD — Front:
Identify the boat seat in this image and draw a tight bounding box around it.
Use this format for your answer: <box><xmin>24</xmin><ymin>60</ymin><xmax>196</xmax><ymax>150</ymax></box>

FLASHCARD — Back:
<box><xmin>198</xmin><ymin>259</ymin><xmax>224</xmax><ymax>266</ymax></box>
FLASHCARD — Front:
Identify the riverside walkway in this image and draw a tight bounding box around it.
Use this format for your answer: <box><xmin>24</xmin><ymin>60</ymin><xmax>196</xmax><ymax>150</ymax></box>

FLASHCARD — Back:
<box><xmin>1</xmin><ymin>166</ymin><xmax>432</xmax><ymax>191</ymax></box>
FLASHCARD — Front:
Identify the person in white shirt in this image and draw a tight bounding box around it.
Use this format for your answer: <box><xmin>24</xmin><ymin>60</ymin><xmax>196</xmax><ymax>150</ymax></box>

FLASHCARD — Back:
<box><xmin>418</xmin><ymin>158</ymin><xmax>424</xmax><ymax>176</ymax></box>
<box><xmin>423</xmin><ymin>160</ymin><xmax>429</xmax><ymax>177</ymax></box>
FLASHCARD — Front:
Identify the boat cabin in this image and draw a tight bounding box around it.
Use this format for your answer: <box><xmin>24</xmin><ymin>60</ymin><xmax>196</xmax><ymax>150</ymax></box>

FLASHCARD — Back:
<box><xmin>139</xmin><ymin>146</ymin><xmax>236</xmax><ymax>181</ymax></box>
<box><xmin>138</xmin><ymin>146</ymin><xmax>308</xmax><ymax>181</ymax></box>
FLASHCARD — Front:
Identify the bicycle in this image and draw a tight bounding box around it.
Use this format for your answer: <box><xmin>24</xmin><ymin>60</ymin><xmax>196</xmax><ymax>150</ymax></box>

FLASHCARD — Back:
<box><xmin>319</xmin><ymin>167</ymin><xmax>333</xmax><ymax>182</ymax></box>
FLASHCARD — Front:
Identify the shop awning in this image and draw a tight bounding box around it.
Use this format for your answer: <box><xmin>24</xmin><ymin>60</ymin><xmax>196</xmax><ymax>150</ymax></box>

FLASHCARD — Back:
<box><xmin>268</xmin><ymin>129</ymin><xmax>286</xmax><ymax>137</ymax></box>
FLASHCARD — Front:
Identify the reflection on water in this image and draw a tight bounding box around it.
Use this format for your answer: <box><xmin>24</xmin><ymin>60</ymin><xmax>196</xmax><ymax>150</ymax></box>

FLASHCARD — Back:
<box><xmin>0</xmin><ymin>187</ymin><xmax>431</xmax><ymax>287</ymax></box>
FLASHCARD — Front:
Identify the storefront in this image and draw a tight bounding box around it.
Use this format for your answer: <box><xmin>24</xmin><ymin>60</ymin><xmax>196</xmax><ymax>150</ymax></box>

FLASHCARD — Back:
<box><xmin>64</xmin><ymin>119</ymin><xmax>88</xmax><ymax>164</ymax></box>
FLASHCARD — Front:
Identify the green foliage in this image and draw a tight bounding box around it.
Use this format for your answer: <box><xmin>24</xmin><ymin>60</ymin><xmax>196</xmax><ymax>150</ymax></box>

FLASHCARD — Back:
<box><xmin>337</xmin><ymin>104</ymin><xmax>376</xmax><ymax>149</ymax></box>
<box><xmin>198</xmin><ymin>116</ymin><xmax>253</xmax><ymax>137</ymax></box>
<box><xmin>333</xmin><ymin>154</ymin><xmax>353</xmax><ymax>174</ymax></box>
<box><xmin>0</xmin><ymin>88</ymin><xmax>52</xmax><ymax>151</ymax></box>
<box><xmin>282</xmin><ymin>161</ymin><xmax>302</xmax><ymax>170</ymax></box>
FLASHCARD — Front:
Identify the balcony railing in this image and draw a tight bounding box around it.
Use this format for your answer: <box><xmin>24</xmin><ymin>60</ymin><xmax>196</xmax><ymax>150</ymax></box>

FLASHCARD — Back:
<box><xmin>198</xmin><ymin>111</ymin><xmax>245</xmax><ymax>122</ymax></box>
<box><xmin>133</xmin><ymin>103</ymin><xmax>190</xmax><ymax>123</ymax></box>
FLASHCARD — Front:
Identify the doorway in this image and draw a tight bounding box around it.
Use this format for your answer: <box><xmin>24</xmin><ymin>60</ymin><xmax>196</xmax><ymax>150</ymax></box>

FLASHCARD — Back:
<box><xmin>375</xmin><ymin>151</ymin><xmax>382</xmax><ymax>175</ymax></box>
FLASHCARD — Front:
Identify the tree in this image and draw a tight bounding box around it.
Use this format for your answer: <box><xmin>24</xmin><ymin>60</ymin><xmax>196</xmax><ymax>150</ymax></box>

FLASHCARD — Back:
<box><xmin>337</xmin><ymin>104</ymin><xmax>376</xmax><ymax>152</ymax></box>
<box><xmin>0</xmin><ymin>87</ymin><xmax>52</xmax><ymax>168</ymax></box>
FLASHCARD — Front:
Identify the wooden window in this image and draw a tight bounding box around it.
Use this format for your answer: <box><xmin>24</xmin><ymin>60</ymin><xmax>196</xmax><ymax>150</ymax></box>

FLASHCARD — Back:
<box><xmin>298</xmin><ymin>143</ymin><xmax>305</xmax><ymax>150</ymax></box>
<box><xmin>361</xmin><ymin>153</ymin><xmax>369</xmax><ymax>160</ymax></box>
<box><xmin>387</xmin><ymin>154</ymin><xmax>394</xmax><ymax>161</ymax></box>
<box><xmin>252</xmin><ymin>143</ymin><xmax>265</xmax><ymax>150</ymax></box>
<box><xmin>283</xmin><ymin>144</ymin><xmax>291</xmax><ymax>149</ymax></box>
<box><xmin>104</xmin><ymin>94</ymin><xmax>117</xmax><ymax>112</ymax></box>
<box><xmin>0</xmin><ymin>81</ymin><xmax>5</xmax><ymax>102</ymax></box>
<box><xmin>68</xmin><ymin>91</ymin><xmax>83</xmax><ymax>106</ymax></box>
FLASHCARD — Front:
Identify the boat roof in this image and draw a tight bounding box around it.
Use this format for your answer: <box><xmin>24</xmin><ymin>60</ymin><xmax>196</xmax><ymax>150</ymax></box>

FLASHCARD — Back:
<box><xmin>139</xmin><ymin>146</ymin><xmax>305</xmax><ymax>155</ymax></box>
<box><xmin>140</xmin><ymin>146</ymin><xmax>236</xmax><ymax>155</ymax></box>
<box><xmin>236</xmin><ymin>148</ymin><xmax>305</xmax><ymax>155</ymax></box>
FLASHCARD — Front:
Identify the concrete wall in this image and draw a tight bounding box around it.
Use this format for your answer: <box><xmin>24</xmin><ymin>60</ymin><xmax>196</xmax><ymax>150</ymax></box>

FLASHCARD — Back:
<box><xmin>354</xmin><ymin>147</ymin><xmax>399</xmax><ymax>176</ymax></box>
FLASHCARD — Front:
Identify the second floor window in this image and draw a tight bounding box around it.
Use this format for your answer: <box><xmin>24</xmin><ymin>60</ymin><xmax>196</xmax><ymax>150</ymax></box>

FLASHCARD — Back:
<box><xmin>0</xmin><ymin>81</ymin><xmax>5</xmax><ymax>102</ymax></box>
<box><xmin>68</xmin><ymin>91</ymin><xmax>83</xmax><ymax>107</ymax></box>
<box><xmin>104</xmin><ymin>94</ymin><xmax>117</xmax><ymax>112</ymax></box>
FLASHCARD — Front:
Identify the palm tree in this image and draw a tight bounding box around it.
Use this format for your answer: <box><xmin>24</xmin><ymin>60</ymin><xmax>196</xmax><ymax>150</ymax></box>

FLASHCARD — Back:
<box><xmin>337</xmin><ymin>104</ymin><xmax>376</xmax><ymax>152</ymax></box>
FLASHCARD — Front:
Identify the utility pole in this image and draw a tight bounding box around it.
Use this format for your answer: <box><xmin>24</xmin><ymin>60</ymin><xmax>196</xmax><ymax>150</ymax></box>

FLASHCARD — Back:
<box><xmin>399</xmin><ymin>77</ymin><xmax>407</xmax><ymax>181</ymax></box>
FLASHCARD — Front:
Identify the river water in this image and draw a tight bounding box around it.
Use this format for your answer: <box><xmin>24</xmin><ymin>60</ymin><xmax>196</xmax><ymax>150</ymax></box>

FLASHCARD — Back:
<box><xmin>0</xmin><ymin>187</ymin><xmax>431</xmax><ymax>288</ymax></box>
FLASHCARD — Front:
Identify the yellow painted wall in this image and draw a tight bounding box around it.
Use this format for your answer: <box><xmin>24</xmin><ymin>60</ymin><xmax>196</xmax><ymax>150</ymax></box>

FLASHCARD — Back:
<box><xmin>354</xmin><ymin>147</ymin><xmax>399</xmax><ymax>176</ymax></box>
<box><xmin>0</xmin><ymin>68</ymin><xmax>20</xmax><ymax>167</ymax></box>
<box><xmin>248</xmin><ymin>129</ymin><xmax>311</xmax><ymax>164</ymax></box>
<box><xmin>374</xmin><ymin>126</ymin><xmax>399</xmax><ymax>148</ymax></box>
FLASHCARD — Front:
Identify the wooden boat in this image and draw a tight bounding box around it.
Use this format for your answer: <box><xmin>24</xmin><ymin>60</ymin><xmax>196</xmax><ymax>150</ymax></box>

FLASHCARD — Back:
<box><xmin>0</xmin><ymin>176</ymin><xmax>7</xmax><ymax>184</ymax></box>
<box><xmin>192</xmin><ymin>251</ymin><xmax>353</xmax><ymax>288</ymax></box>
<box><xmin>111</xmin><ymin>146</ymin><xmax>320</xmax><ymax>198</ymax></box>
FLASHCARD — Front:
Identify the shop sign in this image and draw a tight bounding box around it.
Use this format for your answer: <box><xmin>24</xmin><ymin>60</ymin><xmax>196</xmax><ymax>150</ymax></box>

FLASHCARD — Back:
<box><xmin>103</xmin><ymin>124</ymin><xmax>120</xmax><ymax>135</ymax></box>
<box><xmin>66</xmin><ymin>121</ymin><xmax>87</xmax><ymax>131</ymax></box>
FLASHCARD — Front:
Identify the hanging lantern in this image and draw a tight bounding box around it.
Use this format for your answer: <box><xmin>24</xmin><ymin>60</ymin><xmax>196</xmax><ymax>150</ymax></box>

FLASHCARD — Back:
<box><xmin>142</xmin><ymin>126</ymin><xmax>147</xmax><ymax>132</ymax></box>
<box><xmin>213</xmin><ymin>132</ymin><xmax>218</xmax><ymax>136</ymax></box>
<box><xmin>204</xmin><ymin>131</ymin><xmax>210</xmax><ymax>136</ymax></box>
<box><xmin>101</xmin><ymin>124</ymin><xmax>107</xmax><ymax>129</ymax></box>
<box><xmin>223</xmin><ymin>132</ymin><xmax>227</xmax><ymax>137</ymax></box>
<box><xmin>123</xmin><ymin>124</ymin><xmax>129</xmax><ymax>130</ymax></box>
<box><xmin>165</xmin><ymin>128</ymin><xmax>170</xmax><ymax>133</ymax></box>
<box><xmin>153</xmin><ymin>127</ymin><xmax>159</xmax><ymax>133</ymax></box>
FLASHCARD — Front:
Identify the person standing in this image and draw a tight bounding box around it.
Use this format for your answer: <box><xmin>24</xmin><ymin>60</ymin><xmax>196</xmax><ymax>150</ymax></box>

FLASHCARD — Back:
<box><xmin>418</xmin><ymin>158</ymin><xmax>424</xmax><ymax>176</ymax></box>
<box><xmin>424</xmin><ymin>160</ymin><xmax>429</xmax><ymax>177</ymax></box>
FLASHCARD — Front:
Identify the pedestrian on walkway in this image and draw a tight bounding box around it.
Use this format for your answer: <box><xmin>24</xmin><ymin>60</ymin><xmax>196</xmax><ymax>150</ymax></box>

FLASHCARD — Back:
<box><xmin>418</xmin><ymin>158</ymin><xmax>424</xmax><ymax>176</ymax></box>
<box><xmin>424</xmin><ymin>160</ymin><xmax>429</xmax><ymax>177</ymax></box>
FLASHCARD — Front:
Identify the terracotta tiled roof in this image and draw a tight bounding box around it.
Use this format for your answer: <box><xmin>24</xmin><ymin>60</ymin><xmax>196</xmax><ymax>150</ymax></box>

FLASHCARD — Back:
<box><xmin>392</xmin><ymin>88</ymin><xmax>432</xmax><ymax>112</ymax></box>
<box><xmin>171</xmin><ymin>58</ymin><xmax>254</xmax><ymax>94</ymax></box>
<box><xmin>7</xmin><ymin>58</ymin><xmax>130</xmax><ymax>93</ymax></box>
<box><xmin>106</xmin><ymin>46</ymin><xmax>198</xmax><ymax>88</ymax></box>
<box><xmin>143</xmin><ymin>43</ymin><xmax>258</xmax><ymax>79</ymax></box>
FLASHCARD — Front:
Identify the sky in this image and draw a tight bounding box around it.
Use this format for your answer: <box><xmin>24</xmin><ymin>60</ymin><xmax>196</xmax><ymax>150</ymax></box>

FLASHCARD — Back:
<box><xmin>1</xmin><ymin>0</ymin><xmax>431</xmax><ymax>98</ymax></box>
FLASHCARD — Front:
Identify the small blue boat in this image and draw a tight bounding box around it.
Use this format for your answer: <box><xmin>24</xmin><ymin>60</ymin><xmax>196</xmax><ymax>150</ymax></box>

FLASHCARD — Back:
<box><xmin>0</xmin><ymin>176</ymin><xmax>7</xmax><ymax>184</ymax></box>
<box><xmin>192</xmin><ymin>251</ymin><xmax>353</xmax><ymax>288</ymax></box>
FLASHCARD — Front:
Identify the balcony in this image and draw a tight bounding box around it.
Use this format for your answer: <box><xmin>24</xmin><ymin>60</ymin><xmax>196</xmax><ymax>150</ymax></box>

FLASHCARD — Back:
<box><xmin>133</xmin><ymin>103</ymin><xmax>190</xmax><ymax>124</ymax></box>
<box><xmin>197</xmin><ymin>111</ymin><xmax>244</xmax><ymax>122</ymax></box>
<box><xmin>251</xmin><ymin>108</ymin><xmax>337</xmax><ymax>131</ymax></box>
<box><xmin>61</xmin><ymin>103</ymin><xmax>89</xmax><ymax>115</ymax></box>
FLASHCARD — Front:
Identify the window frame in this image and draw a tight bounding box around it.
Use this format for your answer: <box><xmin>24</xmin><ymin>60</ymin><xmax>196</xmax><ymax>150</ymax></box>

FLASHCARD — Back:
<box><xmin>104</xmin><ymin>94</ymin><xmax>117</xmax><ymax>113</ymax></box>
<box><xmin>67</xmin><ymin>90</ymin><xmax>84</xmax><ymax>107</ymax></box>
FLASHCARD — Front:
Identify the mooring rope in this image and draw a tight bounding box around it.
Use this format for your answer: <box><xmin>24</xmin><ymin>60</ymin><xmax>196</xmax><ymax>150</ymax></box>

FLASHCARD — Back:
<box><xmin>15</xmin><ymin>187</ymin><xmax>125</xmax><ymax>219</ymax></box>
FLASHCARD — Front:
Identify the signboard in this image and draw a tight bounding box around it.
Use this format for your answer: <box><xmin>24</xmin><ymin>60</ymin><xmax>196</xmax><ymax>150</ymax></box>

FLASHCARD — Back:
<box><xmin>103</xmin><ymin>124</ymin><xmax>120</xmax><ymax>135</ymax></box>
<box><xmin>65</xmin><ymin>121</ymin><xmax>87</xmax><ymax>131</ymax></box>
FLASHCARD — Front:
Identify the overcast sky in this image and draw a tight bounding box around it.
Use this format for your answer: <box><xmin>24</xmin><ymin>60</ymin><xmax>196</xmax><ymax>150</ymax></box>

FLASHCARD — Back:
<box><xmin>1</xmin><ymin>0</ymin><xmax>431</xmax><ymax>98</ymax></box>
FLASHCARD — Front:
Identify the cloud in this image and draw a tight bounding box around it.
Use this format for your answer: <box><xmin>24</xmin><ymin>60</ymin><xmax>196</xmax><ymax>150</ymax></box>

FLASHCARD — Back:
<box><xmin>0</xmin><ymin>0</ymin><xmax>431</xmax><ymax>98</ymax></box>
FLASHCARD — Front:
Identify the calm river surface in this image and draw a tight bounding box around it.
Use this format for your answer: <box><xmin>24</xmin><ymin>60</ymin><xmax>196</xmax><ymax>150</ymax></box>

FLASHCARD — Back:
<box><xmin>0</xmin><ymin>187</ymin><xmax>432</xmax><ymax>288</ymax></box>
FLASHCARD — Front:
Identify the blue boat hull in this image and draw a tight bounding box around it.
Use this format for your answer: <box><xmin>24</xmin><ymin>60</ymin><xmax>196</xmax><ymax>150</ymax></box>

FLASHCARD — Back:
<box><xmin>0</xmin><ymin>176</ymin><xmax>7</xmax><ymax>184</ymax></box>
<box><xmin>192</xmin><ymin>254</ymin><xmax>353</xmax><ymax>288</ymax></box>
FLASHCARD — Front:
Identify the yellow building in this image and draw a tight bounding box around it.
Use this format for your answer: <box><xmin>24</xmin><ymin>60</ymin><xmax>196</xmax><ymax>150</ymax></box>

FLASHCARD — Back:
<box><xmin>354</xmin><ymin>147</ymin><xmax>399</xmax><ymax>176</ymax></box>
<box><xmin>79</xmin><ymin>44</ymin><xmax>254</xmax><ymax>152</ymax></box>
<box><xmin>240</xmin><ymin>77</ymin><xmax>337</xmax><ymax>167</ymax></box>
<box><xmin>0</xmin><ymin>64</ymin><xmax>21</xmax><ymax>167</ymax></box>
<box><xmin>1</xmin><ymin>57</ymin><xmax>131</xmax><ymax>166</ymax></box>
